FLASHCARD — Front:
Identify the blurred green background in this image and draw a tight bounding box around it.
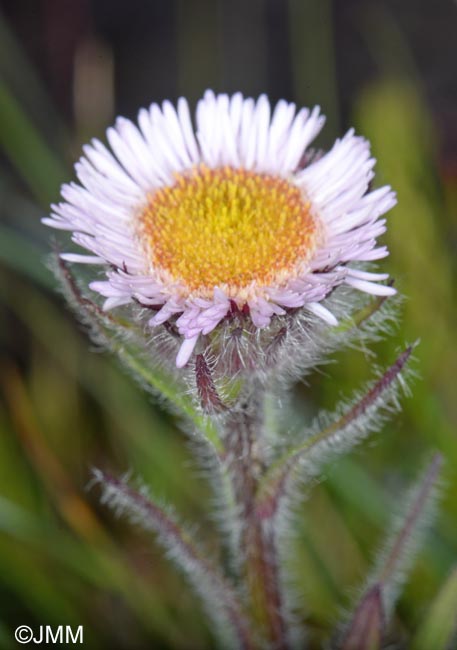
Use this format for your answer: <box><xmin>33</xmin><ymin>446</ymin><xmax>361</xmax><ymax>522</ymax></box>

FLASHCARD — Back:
<box><xmin>0</xmin><ymin>1</ymin><xmax>456</xmax><ymax>648</ymax></box>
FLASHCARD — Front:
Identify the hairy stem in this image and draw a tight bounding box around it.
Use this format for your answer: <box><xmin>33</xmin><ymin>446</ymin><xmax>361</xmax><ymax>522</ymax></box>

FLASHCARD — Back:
<box><xmin>224</xmin><ymin>399</ymin><xmax>289</xmax><ymax>649</ymax></box>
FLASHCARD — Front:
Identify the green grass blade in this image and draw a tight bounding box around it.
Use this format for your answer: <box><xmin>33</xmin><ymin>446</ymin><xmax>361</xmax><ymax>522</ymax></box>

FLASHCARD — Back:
<box><xmin>0</xmin><ymin>79</ymin><xmax>66</xmax><ymax>204</ymax></box>
<box><xmin>0</xmin><ymin>224</ymin><xmax>52</xmax><ymax>288</ymax></box>
<box><xmin>411</xmin><ymin>567</ymin><xmax>457</xmax><ymax>650</ymax></box>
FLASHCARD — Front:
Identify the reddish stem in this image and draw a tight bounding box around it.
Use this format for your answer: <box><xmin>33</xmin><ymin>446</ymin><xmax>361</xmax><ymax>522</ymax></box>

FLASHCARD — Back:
<box><xmin>225</xmin><ymin>404</ymin><xmax>289</xmax><ymax>649</ymax></box>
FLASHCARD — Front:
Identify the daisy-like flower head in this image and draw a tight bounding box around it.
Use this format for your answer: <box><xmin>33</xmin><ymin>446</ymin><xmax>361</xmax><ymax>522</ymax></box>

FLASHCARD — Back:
<box><xmin>44</xmin><ymin>91</ymin><xmax>396</xmax><ymax>368</ymax></box>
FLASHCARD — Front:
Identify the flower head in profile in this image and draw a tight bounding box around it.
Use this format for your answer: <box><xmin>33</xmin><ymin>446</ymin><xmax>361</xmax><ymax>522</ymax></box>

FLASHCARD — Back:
<box><xmin>44</xmin><ymin>91</ymin><xmax>396</xmax><ymax>367</ymax></box>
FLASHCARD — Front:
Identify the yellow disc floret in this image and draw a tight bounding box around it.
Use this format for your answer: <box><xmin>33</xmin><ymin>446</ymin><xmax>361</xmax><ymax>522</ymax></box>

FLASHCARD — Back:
<box><xmin>138</xmin><ymin>165</ymin><xmax>318</xmax><ymax>298</ymax></box>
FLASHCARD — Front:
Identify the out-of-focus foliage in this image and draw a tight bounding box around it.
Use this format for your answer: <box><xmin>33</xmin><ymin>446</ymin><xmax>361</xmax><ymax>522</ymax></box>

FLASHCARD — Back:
<box><xmin>0</xmin><ymin>2</ymin><xmax>456</xmax><ymax>648</ymax></box>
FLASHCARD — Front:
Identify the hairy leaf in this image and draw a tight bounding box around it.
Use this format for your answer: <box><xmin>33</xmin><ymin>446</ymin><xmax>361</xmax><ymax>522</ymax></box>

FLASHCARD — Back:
<box><xmin>53</xmin><ymin>257</ymin><xmax>224</xmax><ymax>453</ymax></box>
<box><xmin>92</xmin><ymin>470</ymin><xmax>253</xmax><ymax>649</ymax></box>
<box><xmin>256</xmin><ymin>347</ymin><xmax>414</xmax><ymax>518</ymax></box>
<box><xmin>366</xmin><ymin>454</ymin><xmax>443</xmax><ymax>618</ymax></box>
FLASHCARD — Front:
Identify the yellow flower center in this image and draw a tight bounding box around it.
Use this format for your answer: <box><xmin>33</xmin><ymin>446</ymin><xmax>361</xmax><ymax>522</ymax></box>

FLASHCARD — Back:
<box><xmin>138</xmin><ymin>165</ymin><xmax>318</xmax><ymax>299</ymax></box>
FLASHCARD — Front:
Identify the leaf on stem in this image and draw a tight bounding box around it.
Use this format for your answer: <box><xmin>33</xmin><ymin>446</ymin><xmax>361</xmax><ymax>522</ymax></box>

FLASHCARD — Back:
<box><xmin>336</xmin><ymin>454</ymin><xmax>442</xmax><ymax>648</ymax></box>
<box><xmin>256</xmin><ymin>346</ymin><xmax>414</xmax><ymax>519</ymax></box>
<box><xmin>53</xmin><ymin>256</ymin><xmax>224</xmax><ymax>453</ymax></box>
<box><xmin>368</xmin><ymin>453</ymin><xmax>443</xmax><ymax>618</ymax></box>
<box><xmin>92</xmin><ymin>470</ymin><xmax>253</xmax><ymax>650</ymax></box>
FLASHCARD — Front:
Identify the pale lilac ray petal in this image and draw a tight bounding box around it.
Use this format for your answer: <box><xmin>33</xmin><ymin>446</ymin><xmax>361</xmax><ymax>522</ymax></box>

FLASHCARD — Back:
<box><xmin>238</xmin><ymin>97</ymin><xmax>256</xmax><ymax>168</ymax></box>
<box><xmin>83</xmin><ymin>139</ymin><xmax>141</xmax><ymax>193</ymax></box>
<box><xmin>344</xmin><ymin>268</ymin><xmax>389</xmax><ymax>281</ymax></box>
<box><xmin>266</xmin><ymin>100</ymin><xmax>296</xmax><ymax>170</ymax></box>
<box><xmin>106</xmin><ymin>123</ymin><xmax>153</xmax><ymax>189</ymax></box>
<box><xmin>344</xmin><ymin>277</ymin><xmax>396</xmax><ymax>296</ymax></box>
<box><xmin>137</xmin><ymin>108</ymin><xmax>175</xmax><ymax>184</ymax></box>
<box><xmin>218</xmin><ymin>95</ymin><xmax>240</xmax><ymax>166</ymax></box>
<box><xmin>307</xmin><ymin>302</ymin><xmax>338</xmax><ymax>325</ymax></box>
<box><xmin>103</xmin><ymin>296</ymin><xmax>133</xmax><ymax>310</ymax></box>
<box><xmin>254</xmin><ymin>94</ymin><xmax>271</xmax><ymax>171</ymax></box>
<box><xmin>177</xmin><ymin>97</ymin><xmax>200</xmax><ymax>162</ymax></box>
<box><xmin>357</xmin><ymin>246</ymin><xmax>389</xmax><ymax>261</ymax></box>
<box><xmin>162</xmin><ymin>100</ymin><xmax>195</xmax><ymax>167</ymax></box>
<box><xmin>148</xmin><ymin>103</ymin><xmax>190</xmax><ymax>171</ymax></box>
<box><xmin>149</xmin><ymin>301</ymin><xmax>184</xmax><ymax>326</ymax></box>
<box><xmin>195</xmin><ymin>90</ymin><xmax>219</xmax><ymax>166</ymax></box>
<box><xmin>60</xmin><ymin>253</ymin><xmax>105</xmax><ymax>264</ymax></box>
<box><xmin>176</xmin><ymin>335</ymin><xmax>199</xmax><ymax>368</ymax></box>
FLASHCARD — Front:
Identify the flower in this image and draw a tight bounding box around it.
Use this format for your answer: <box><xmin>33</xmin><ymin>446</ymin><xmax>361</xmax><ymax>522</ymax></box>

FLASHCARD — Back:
<box><xmin>44</xmin><ymin>90</ymin><xmax>396</xmax><ymax>368</ymax></box>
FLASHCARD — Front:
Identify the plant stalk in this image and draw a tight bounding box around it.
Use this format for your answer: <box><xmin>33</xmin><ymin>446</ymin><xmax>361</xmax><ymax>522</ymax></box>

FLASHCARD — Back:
<box><xmin>225</xmin><ymin>401</ymin><xmax>289</xmax><ymax>649</ymax></box>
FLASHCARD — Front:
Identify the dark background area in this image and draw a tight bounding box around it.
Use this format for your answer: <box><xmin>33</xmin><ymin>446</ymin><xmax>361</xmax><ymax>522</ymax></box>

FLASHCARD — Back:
<box><xmin>2</xmin><ymin>0</ymin><xmax>457</xmax><ymax>152</ymax></box>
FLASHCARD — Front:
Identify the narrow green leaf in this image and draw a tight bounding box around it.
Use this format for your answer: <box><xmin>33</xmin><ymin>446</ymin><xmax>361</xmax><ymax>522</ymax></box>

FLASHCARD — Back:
<box><xmin>410</xmin><ymin>567</ymin><xmax>457</xmax><ymax>650</ymax></box>
<box><xmin>0</xmin><ymin>79</ymin><xmax>65</xmax><ymax>204</ymax></box>
<box><xmin>0</xmin><ymin>224</ymin><xmax>52</xmax><ymax>288</ymax></box>
<box><xmin>0</xmin><ymin>10</ymin><xmax>67</xmax><ymax>141</ymax></box>
<box><xmin>0</xmin><ymin>495</ymin><xmax>185</xmax><ymax>640</ymax></box>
